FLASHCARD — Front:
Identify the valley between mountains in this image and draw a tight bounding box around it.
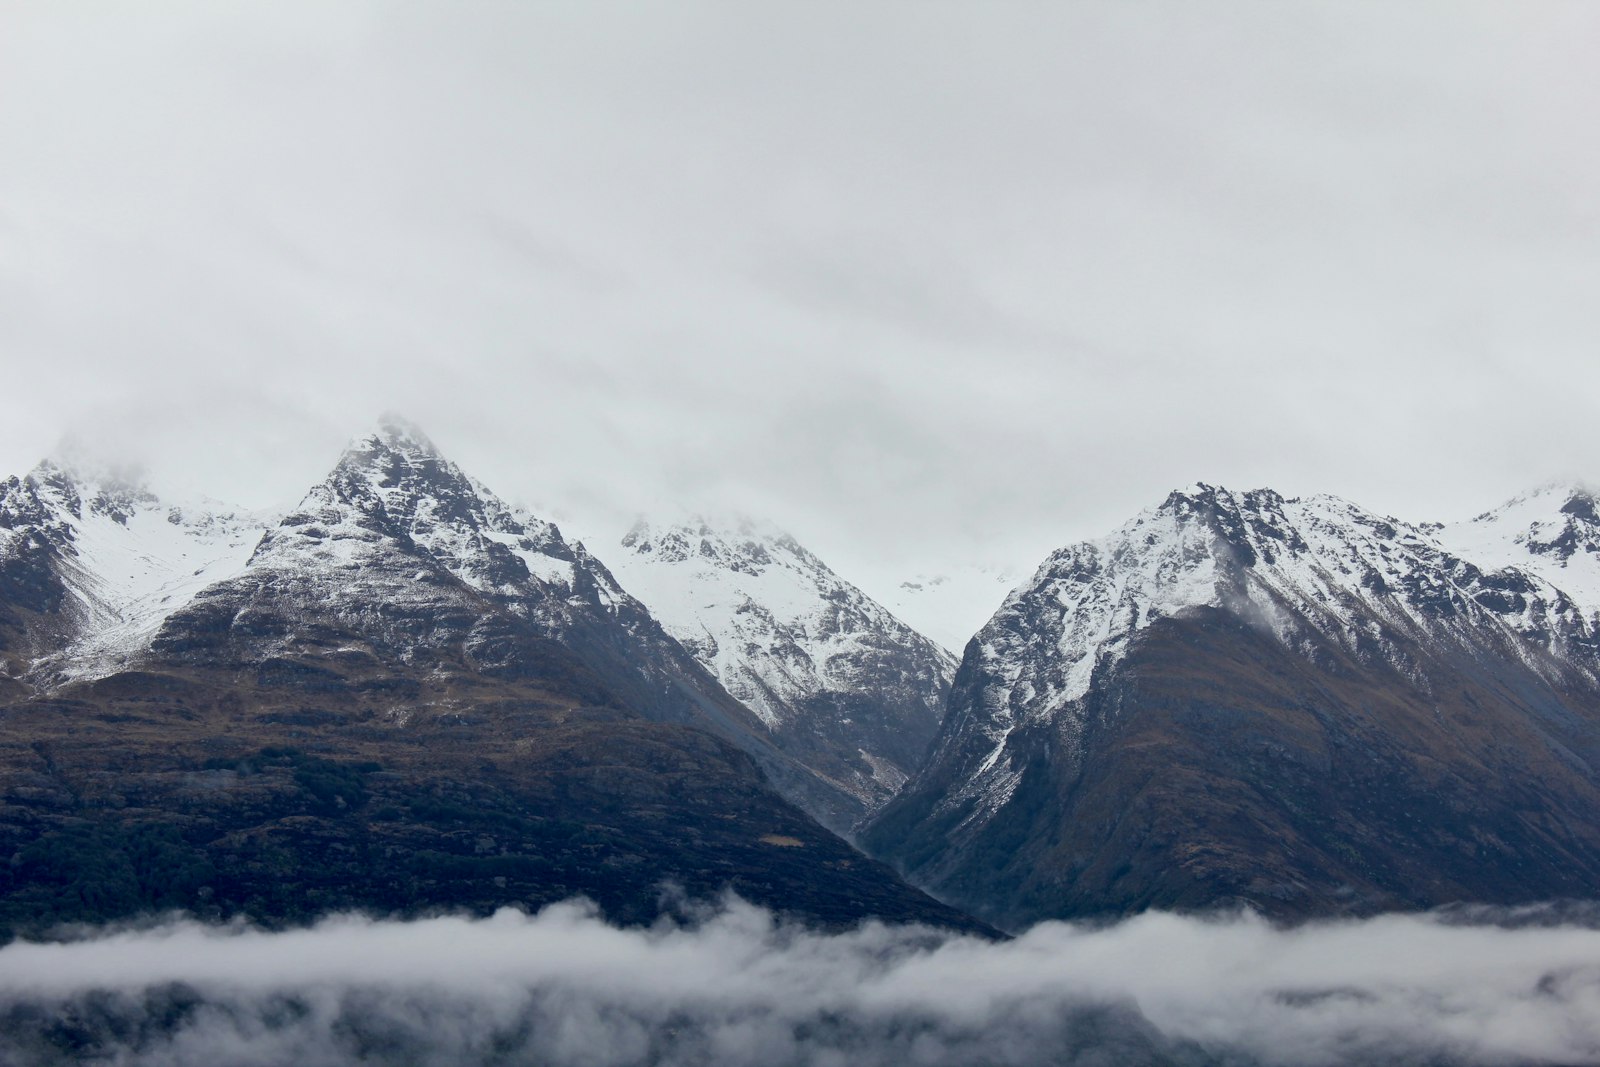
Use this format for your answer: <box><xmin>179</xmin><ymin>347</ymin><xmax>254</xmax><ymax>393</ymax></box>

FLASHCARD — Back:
<box><xmin>3</xmin><ymin>418</ymin><xmax>1600</xmax><ymax>937</ymax></box>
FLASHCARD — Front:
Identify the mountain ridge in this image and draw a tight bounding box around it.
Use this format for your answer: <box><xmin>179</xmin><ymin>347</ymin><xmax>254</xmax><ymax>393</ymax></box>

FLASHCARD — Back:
<box><xmin>0</xmin><ymin>419</ymin><xmax>988</xmax><ymax>937</ymax></box>
<box><xmin>609</xmin><ymin>515</ymin><xmax>955</xmax><ymax>828</ymax></box>
<box><xmin>863</xmin><ymin>480</ymin><xmax>1600</xmax><ymax>929</ymax></box>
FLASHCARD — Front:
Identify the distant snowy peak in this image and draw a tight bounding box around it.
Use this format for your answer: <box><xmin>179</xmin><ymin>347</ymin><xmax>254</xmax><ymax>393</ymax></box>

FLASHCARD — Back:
<box><xmin>612</xmin><ymin>515</ymin><xmax>954</xmax><ymax>820</ymax></box>
<box><xmin>1441</xmin><ymin>482</ymin><xmax>1600</xmax><ymax>617</ymax></box>
<box><xmin>0</xmin><ymin>457</ymin><xmax>274</xmax><ymax>681</ymax></box>
<box><xmin>870</xmin><ymin>481</ymin><xmax>1600</xmax><ymax>927</ymax></box>
<box><xmin>615</xmin><ymin>515</ymin><xmax>952</xmax><ymax>725</ymax></box>
<box><xmin>917</xmin><ymin>482</ymin><xmax>1600</xmax><ymax>831</ymax></box>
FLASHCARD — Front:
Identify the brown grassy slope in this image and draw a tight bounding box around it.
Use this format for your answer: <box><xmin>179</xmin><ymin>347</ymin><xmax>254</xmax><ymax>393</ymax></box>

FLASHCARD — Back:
<box><xmin>0</xmin><ymin>627</ymin><xmax>987</xmax><ymax>938</ymax></box>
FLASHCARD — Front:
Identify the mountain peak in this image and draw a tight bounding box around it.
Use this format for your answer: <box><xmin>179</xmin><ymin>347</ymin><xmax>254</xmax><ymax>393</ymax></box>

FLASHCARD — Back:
<box><xmin>1467</xmin><ymin>480</ymin><xmax>1599</xmax><ymax>522</ymax></box>
<box><xmin>372</xmin><ymin>412</ymin><xmax>439</xmax><ymax>453</ymax></box>
<box><xmin>868</xmin><ymin>480</ymin><xmax>1600</xmax><ymax>929</ymax></box>
<box><xmin>324</xmin><ymin>416</ymin><xmax>482</xmax><ymax>514</ymax></box>
<box><xmin>1158</xmin><ymin>483</ymin><xmax>1287</xmax><ymax>518</ymax></box>
<box><xmin>1561</xmin><ymin>489</ymin><xmax>1599</xmax><ymax>523</ymax></box>
<box><xmin>339</xmin><ymin>414</ymin><xmax>448</xmax><ymax>473</ymax></box>
<box><xmin>21</xmin><ymin>452</ymin><xmax>156</xmax><ymax>527</ymax></box>
<box><xmin>621</xmin><ymin>514</ymin><xmax>806</xmax><ymax>574</ymax></box>
<box><xmin>1442</xmin><ymin>480</ymin><xmax>1600</xmax><ymax>612</ymax></box>
<box><xmin>608</xmin><ymin>512</ymin><xmax>956</xmax><ymax>826</ymax></box>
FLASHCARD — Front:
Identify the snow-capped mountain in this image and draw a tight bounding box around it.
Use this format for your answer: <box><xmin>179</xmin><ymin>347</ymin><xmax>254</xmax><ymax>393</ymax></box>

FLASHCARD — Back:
<box><xmin>0</xmin><ymin>458</ymin><xmax>273</xmax><ymax>689</ymax></box>
<box><xmin>610</xmin><ymin>517</ymin><xmax>955</xmax><ymax>822</ymax></box>
<box><xmin>153</xmin><ymin>419</ymin><xmax>759</xmax><ymax>723</ymax></box>
<box><xmin>1440</xmin><ymin>482</ymin><xmax>1600</xmax><ymax>619</ymax></box>
<box><xmin>131</xmin><ymin>417</ymin><xmax>899</xmax><ymax>830</ymax></box>
<box><xmin>873</xmin><ymin>564</ymin><xmax>1023</xmax><ymax>655</ymax></box>
<box><xmin>864</xmin><ymin>483</ymin><xmax>1600</xmax><ymax>929</ymax></box>
<box><xmin>0</xmin><ymin>421</ymin><xmax>984</xmax><ymax>935</ymax></box>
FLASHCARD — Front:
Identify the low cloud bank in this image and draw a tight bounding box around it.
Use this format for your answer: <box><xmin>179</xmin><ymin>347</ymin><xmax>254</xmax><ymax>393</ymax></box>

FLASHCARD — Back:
<box><xmin>3</xmin><ymin>898</ymin><xmax>1599</xmax><ymax>1066</ymax></box>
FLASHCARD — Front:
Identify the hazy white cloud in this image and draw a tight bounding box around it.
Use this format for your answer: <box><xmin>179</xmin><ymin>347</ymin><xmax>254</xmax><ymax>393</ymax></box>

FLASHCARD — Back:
<box><xmin>3</xmin><ymin>899</ymin><xmax>1599</xmax><ymax>1066</ymax></box>
<box><xmin>2</xmin><ymin>2</ymin><xmax>1599</xmax><ymax>592</ymax></box>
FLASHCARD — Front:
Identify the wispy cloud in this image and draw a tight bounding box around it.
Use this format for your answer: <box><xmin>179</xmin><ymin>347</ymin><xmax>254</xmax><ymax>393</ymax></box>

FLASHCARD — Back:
<box><xmin>4</xmin><ymin>897</ymin><xmax>1599</xmax><ymax>1065</ymax></box>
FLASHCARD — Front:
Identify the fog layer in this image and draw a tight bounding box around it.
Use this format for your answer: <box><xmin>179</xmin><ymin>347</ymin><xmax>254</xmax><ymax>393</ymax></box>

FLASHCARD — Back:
<box><xmin>4</xmin><ymin>897</ymin><xmax>1599</xmax><ymax>1066</ymax></box>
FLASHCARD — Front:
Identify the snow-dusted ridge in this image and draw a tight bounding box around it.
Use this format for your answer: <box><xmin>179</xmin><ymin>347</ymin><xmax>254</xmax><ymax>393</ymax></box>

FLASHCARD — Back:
<box><xmin>250</xmin><ymin>417</ymin><xmax>580</xmax><ymax>598</ymax></box>
<box><xmin>609</xmin><ymin>514</ymin><xmax>956</xmax><ymax>816</ymax></box>
<box><xmin>1439</xmin><ymin>481</ymin><xmax>1600</xmax><ymax>619</ymax></box>
<box><xmin>611</xmin><ymin>515</ymin><xmax>953</xmax><ymax>726</ymax></box>
<box><xmin>0</xmin><ymin>458</ymin><xmax>277</xmax><ymax>683</ymax></box>
<box><xmin>941</xmin><ymin>482</ymin><xmax>1600</xmax><ymax>822</ymax></box>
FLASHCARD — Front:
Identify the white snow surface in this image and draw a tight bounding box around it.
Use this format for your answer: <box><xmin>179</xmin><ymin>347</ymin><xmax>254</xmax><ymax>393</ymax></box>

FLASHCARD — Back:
<box><xmin>609</xmin><ymin>516</ymin><xmax>956</xmax><ymax>728</ymax></box>
<box><xmin>1439</xmin><ymin>482</ymin><xmax>1600</xmax><ymax>619</ymax></box>
<box><xmin>9</xmin><ymin>464</ymin><xmax>276</xmax><ymax>680</ymax></box>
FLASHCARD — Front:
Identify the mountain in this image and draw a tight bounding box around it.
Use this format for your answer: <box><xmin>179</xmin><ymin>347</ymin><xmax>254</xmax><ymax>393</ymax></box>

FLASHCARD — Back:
<box><xmin>609</xmin><ymin>517</ymin><xmax>956</xmax><ymax>828</ymax></box>
<box><xmin>147</xmin><ymin>418</ymin><xmax>773</xmax><ymax>744</ymax></box>
<box><xmin>873</xmin><ymin>563</ymin><xmax>1023</xmax><ymax>655</ymax></box>
<box><xmin>863</xmin><ymin>483</ymin><xmax>1600</xmax><ymax>930</ymax></box>
<box><xmin>0</xmin><ymin>420</ymin><xmax>985</xmax><ymax>937</ymax></box>
<box><xmin>1439</xmin><ymin>482</ymin><xmax>1600</xmax><ymax>618</ymax></box>
<box><xmin>0</xmin><ymin>458</ymin><xmax>271</xmax><ymax>696</ymax></box>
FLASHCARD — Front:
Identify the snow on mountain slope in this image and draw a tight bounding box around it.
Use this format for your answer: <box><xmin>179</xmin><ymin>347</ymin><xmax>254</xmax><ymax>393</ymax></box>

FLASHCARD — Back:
<box><xmin>610</xmin><ymin>516</ymin><xmax>956</xmax><ymax>815</ymax></box>
<box><xmin>872</xmin><ymin>564</ymin><xmax>1023</xmax><ymax>655</ymax></box>
<box><xmin>1440</xmin><ymin>482</ymin><xmax>1600</xmax><ymax>618</ymax></box>
<box><xmin>940</xmin><ymin>483</ymin><xmax>1600</xmax><ymax>821</ymax></box>
<box><xmin>196</xmin><ymin>418</ymin><xmax>733</xmax><ymax>706</ymax></box>
<box><xmin>0</xmin><ymin>459</ymin><xmax>273</xmax><ymax>683</ymax></box>
<box><xmin>232</xmin><ymin>418</ymin><xmax>585</xmax><ymax>627</ymax></box>
<box><xmin>608</xmin><ymin>517</ymin><xmax>942</xmax><ymax>725</ymax></box>
<box><xmin>143</xmin><ymin>419</ymin><xmax>889</xmax><ymax>831</ymax></box>
<box><xmin>865</xmin><ymin>481</ymin><xmax>1600</xmax><ymax>927</ymax></box>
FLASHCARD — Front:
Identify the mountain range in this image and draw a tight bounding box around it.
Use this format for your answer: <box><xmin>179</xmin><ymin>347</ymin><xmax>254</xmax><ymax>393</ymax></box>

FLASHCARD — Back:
<box><xmin>5</xmin><ymin>420</ymin><xmax>1600</xmax><ymax>938</ymax></box>
<box><xmin>863</xmin><ymin>482</ymin><xmax>1600</xmax><ymax>929</ymax></box>
<box><xmin>0</xmin><ymin>418</ymin><xmax>978</xmax><ymax>935</ymax></box>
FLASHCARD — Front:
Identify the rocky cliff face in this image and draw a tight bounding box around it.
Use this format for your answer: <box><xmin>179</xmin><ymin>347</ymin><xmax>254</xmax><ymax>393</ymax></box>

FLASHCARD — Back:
<box><xmin>610</xmin><ymin>518</ymin><xmax>955</xmax><ymax>829</ymax></box>
<box><xmin>863</xmin><ymin>484</ymin><xmax>1600</xmax><ymax>930</ymax></box>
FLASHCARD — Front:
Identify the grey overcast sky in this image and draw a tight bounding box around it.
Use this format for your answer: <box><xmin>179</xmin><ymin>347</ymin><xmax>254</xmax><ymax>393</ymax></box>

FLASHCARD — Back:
<box><xmin>2</xmin><ymin>2</ymin><xmax>1598</xmax><ymax>588</ymax></box>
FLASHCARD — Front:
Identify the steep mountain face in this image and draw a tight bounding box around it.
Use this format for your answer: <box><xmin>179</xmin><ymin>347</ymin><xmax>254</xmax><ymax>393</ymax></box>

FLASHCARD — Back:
<box><xmin>0</xmin><ymin>461</ymin><xmax>270</xmax><ymax>695</ymax></box>
<box><xmin>609</xmin><ymin>518</ymin><xmax>955</xmax><ymax>826</ymax></box>
<box><xmin>863</xmin><ymin>483</ymin><xmax>1600</xmax><ymax>930</ymax></box>
<box><xmin>0</xmin><ymin>420</ymin><xmax>985</xmax><ymax>936</ymax></box>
